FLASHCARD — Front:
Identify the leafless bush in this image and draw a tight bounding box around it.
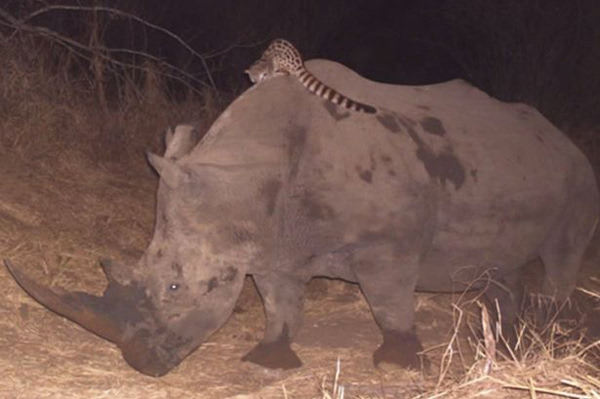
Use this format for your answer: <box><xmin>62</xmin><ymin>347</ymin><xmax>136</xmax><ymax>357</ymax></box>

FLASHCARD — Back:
<box><xmin>0</xmin><ymin>4</ymin><xmax>224</xmax><ymax>165</ymax></box>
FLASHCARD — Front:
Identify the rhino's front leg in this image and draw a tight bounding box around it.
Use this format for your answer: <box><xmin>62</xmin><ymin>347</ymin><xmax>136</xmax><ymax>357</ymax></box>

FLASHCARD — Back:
<box><xmin>351</xmin><ymin>244</ymin><xmax>424</xmax><ymax>369</ymax></box>
<box><xmin>242</xmin><ymin>273</ymin><xmax>306</xmax><ymax>369</ymax></box>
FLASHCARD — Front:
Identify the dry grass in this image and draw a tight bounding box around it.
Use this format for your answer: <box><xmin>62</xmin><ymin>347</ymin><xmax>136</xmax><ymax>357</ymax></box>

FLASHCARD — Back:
<box><xmin>0</xmin><ymin>13</ymin><xmax>221</xmax><ymax>169</ymax></box>
<box><xmin>305</xmin><ymin>297</ymin><xmax>600</xmax><ymax>399</ymax></box>
<box><xmin>420</xmin><ymin>313</ymin><xmax>600</xmax><ymax>399</ymax></box>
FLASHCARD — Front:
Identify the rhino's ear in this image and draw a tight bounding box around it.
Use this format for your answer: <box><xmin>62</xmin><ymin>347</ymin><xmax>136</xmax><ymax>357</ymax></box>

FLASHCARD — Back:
<box><xmin>165</xmin><ymin>126</ymin><xmax>175</xmax><ymax>149</ymax></box>
<box><xmin>164</xmin><ymin>124</ymin><xmax>199</xmax><ymax>159</ymax></box>
<box><xmin>147</xmin><ymin>152</ymin><xmax>188</xmax><ymax>188</ymax></box>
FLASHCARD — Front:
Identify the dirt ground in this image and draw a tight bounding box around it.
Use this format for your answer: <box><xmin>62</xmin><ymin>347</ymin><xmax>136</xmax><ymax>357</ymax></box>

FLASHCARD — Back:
<box><xmin>1</xmin><ymin>146</ymin><xmax>599</xmax><ymax>399</ymax></box>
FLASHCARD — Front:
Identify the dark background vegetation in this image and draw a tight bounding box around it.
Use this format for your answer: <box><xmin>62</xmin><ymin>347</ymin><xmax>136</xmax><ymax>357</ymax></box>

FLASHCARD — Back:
<box><xmin>1</xmin><ymin>0</ymin><xmax>599</xmax><ymax>162</ymax></box>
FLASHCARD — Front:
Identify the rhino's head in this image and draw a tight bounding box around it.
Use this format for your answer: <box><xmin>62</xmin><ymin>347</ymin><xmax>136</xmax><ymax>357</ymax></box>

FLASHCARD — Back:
<box><xmin>6</xmin><ymin>126</ymin><xmax>262</xmax><ymax>376</ymax></box>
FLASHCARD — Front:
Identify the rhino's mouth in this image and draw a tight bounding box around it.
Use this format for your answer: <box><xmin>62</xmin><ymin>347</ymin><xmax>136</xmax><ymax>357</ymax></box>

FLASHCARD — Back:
<box><xmin>120</xmin><ymin>328</ymin><xmax>184</xmax><ymax>376</ymax></box>
<box><xmin>4</xmin><ymin>259</ymin><xmax>183</xmax><ymax>377</ymax></box>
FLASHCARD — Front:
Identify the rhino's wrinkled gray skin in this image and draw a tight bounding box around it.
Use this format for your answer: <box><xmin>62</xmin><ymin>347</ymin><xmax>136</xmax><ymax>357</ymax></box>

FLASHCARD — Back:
<box><xmin>6</xmin><ymin>60</ymin><xmax>599</xmax><ymax>376</ymax></box>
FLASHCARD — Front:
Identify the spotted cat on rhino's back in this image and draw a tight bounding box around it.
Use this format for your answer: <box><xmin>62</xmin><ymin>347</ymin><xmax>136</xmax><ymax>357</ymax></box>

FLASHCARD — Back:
<box><xmin>246</xmin><ymin>39</ymin><xmax>377</xmax><ymax>114</ymax></box>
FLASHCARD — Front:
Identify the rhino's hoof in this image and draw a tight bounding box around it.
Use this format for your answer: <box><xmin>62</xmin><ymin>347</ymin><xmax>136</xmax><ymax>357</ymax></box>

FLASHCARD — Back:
<box><xmin>373</xmin><ymin>330</ymin><xmax>424</xmax><ymax>370</ymax></box>
<box><xmin>241</xmin><ymin>341</ymin><xmax>302</xmax><ymax>370</ymax></box>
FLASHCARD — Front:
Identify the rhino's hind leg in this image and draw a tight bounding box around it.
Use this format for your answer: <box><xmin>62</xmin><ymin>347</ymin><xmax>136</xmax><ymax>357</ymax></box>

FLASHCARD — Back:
<box><xmin>241</xmin><ymin>274</ymin><xmax>306</xmax><ymax>369</ymax></box>
<box><xmin>538</xmin><ymin>216</ymin><xmax>596</xmax><ymax>325</ymax></box>
<box><xmin>537</xmin><ymin>186</ymin><xmax>598</xmax><ymax>323</ymax></box>
<box><xmin>351</xmin><ymin>245</ymin><xmax>423</xmax><ymax>369</ymax></box>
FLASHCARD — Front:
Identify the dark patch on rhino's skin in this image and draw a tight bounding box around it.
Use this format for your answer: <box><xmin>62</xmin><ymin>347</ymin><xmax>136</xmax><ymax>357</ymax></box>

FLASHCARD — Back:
<box><xmin>396</xmin><ymin>114</ymin><xmax>466</xmax><ymax>190</ymax></box>
<box><xmin>535</xmin><ymin>134</ymin><xmax>545</xmax><ymax>144</ymax></box>
<box><xmin>322</xmin><ymin>100</ymin><xmax>350</xmax><ymax>121</ymax></box>
<box><xmin>287</xmin><ymin>126</ymin><xmax>308</xmax><ymax>181</ymax></box>
<box><xmin>355</xmin><ymin>151</ymin><xmax>377</xmax><ymax>183</ymax></box>
<box><xmin>356</xmin><ymin>166</ymin><xmax>373</xmax><ymax>183</ymax></box>
<box><xmin>380</xmin><ymin>155</ymin><xmax>396</xmax><ymax>176</ymax></box>
<box><xmin>163</xmin><ymin>332</ymin><xmax>193</xmax><ymax>350</ymax></box>
<box><xmin>207</xmin><ymin>277</ymin><xmax>218</xmax><ymax>293</ymax></box>
<box><xmin>416</xmin><ymin>105</ymin><xmax>431</xmax><ymax>111</ymax></box>
<box><xmin>369</xmin><ymin>151</ymin><xmax>378</xmax><ymax>170</ymax></box>
<box><xmin>205</xmin><ymin>268</ymin><xmax>238</xmax><ymax>294</ymax></box>
<box><xmin>96</xmin><ymin>280</ymin><xmax>151</xmax><ymax>327</ymax></box>
<box><xmin>259</xmin><ymin>179</ymin><xmax>282</xmax><ymax>217</ymax></box>
<box><xmin>232</xmin><ymin>227</ymin><xmax>253</xmax><ymax>243</ymax></box>
<box><xmin>376</xmin><ymin>112</ymin><xmax>402</xmax><ymax>133</ymax></box>
<box><xmin>397</xmin><ymin>115</ymin><xmax>419</xmax><ymax>138</ymax></box>
<box><xmin>396</xmin><ymin>115</ymin><xmax>426</xmax><ymax>151</ymax></box>
<box><xmin>221</xmin><ymin>266</ymin><xmax>238</xmax><ymax>282</ymax></box>
<box><xmin>471</xmin><ymin>169</ymin><xmax>478</xmax><ymax>182</ymax></box>
<box><xmin>171</xmin><ymin>262</ymin><xmax>182</xmax><ymax>275</ymax></box>
<box><xmin>417</xmin><ymin>147</ymin><xmax>466</xmax><ymax>190</ymax></box>
<box><xmin>300</xmin><ymin>191</ymin><xmax>335</xmax><ymax>220</ymax></box>
<box><xmin>420</xmin><ymin>116</ymin><xmax>446</xmax><ymax>136</ymax></box>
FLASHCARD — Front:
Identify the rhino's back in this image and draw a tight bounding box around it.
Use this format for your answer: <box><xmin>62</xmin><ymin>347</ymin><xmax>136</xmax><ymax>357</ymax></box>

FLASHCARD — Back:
<box><xmin>200</xmin><ymin>59</ymin><xmax>587</xmax><ymax>174</ymax></box>
<box><xmin>193</xmin><ymin>60</ymin><xmax>594</xmax><ymax>217</ymax></box>
<box><xmin>308</xmin><ymin>59</ymin><xmax>580</xmax><ymax>158</ymax></box>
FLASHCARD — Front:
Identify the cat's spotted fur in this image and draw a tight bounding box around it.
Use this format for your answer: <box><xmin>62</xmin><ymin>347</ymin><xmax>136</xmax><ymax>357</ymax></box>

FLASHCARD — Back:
<box><xmin>246</xmin><ymin>39</ymin><xmax>376</xmax><ymax>114</ymax></box>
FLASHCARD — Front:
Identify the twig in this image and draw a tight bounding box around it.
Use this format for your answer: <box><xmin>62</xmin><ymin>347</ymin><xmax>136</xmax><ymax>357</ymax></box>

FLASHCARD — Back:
<box><xmin>504</xmin><ymin>383</ymin><xmax>591</xmax><ymax>399</ymax></box>
<box><xmin>16</xmin><ymin>4</ymin><xmax>218</xmax><ymax>91</ymax></box>
<box><xmin>437</xmin><ymin>304</ymin><xmax>464</xmax><ymax>386</ymax></box>
<box><xmin>0</xmin><ymin>5</ymin><xmax>218</xmax><ymax>94</ymax></box>
<box><xmin>576</xmin><ymin>287</ymin><xmax>600</xmax><ymax>300</ymax></box>
<box><xmin>333</xmin><ymin>357</ymin><xmax>342</xmax><ymax>399</ymax></box>
<box><xmin>481</xmin><ymin>304</ymin><xmax>496</xmax><ymax>375</ymax></box>
<box><xmin>529</xmin><ymin>377</ymin><xmax>538</xmax><ymax>399</ymax></box>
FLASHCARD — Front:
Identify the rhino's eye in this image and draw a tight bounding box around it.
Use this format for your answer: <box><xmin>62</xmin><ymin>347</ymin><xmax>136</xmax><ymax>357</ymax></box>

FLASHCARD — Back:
<box><xmin>169</xmin><ymin>283</ymin><xmax>180</xmax><ymax>291</ymax></box>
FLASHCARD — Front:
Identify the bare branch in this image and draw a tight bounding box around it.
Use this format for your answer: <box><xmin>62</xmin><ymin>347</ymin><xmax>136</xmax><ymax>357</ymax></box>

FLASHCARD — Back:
<box><xmin>0</xmin><ymin>4</ymin><xmax>218</xmax><ymax>93</ymax></box>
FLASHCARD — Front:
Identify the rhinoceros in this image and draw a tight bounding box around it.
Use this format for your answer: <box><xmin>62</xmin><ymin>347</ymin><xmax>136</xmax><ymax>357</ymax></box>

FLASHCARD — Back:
<box><xmin>6</xmin><ymin>59</ymin><xmax>599</xmax><ymax>377</ymax></box>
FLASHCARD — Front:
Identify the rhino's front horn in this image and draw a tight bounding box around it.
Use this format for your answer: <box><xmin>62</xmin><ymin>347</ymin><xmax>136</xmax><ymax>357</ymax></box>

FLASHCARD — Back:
<box><xmin>4</xmin><ymin>259</ymin><xmax>124</xmax><ymax>344</ymax></box>
<box><xmin>5</xmin><ymin>259</ymin><xmax>184</xmax><ymax>377</ymax></box>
